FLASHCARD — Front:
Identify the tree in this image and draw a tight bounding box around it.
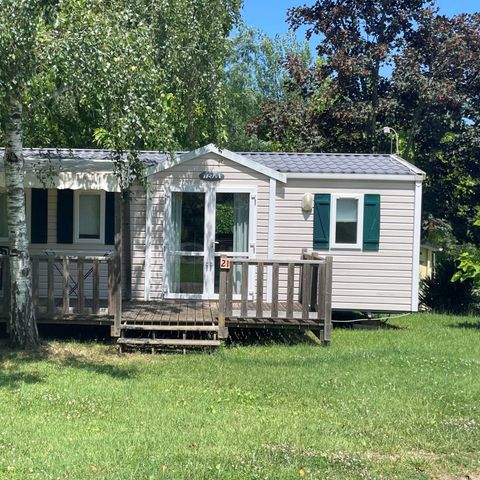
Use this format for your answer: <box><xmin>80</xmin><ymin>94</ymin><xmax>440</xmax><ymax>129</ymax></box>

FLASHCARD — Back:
<box><xmin>13</xmin><ymin>0</ymin><xmax>241</xmax><ymax>152</ymax></box>
<box><xmin>287</xmin><ymin>0</ymin><xmax>434</xmax><ymax>152</ymax></box>
<box><xmin>246</xmin><ymin>55</ymin><xmax>331</xmax><ymax>152</ymax></box>
<box><xmin>0</xmin><ymin>0</ymin><xmax>240</xmax><ymax>348</ymax></box>
<box><xmin>392</xmin><ymin>12</ymin><xmax>480</xmax><ymax>244</ymax></box>
<box><xmin>224</xmin><ymin>25</ymin><xmax>312</xmax><ymax>151</ymax></box>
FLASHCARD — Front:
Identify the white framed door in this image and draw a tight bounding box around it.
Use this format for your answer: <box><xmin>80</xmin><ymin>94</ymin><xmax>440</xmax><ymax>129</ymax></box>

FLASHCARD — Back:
<box><xmin>164</xmin><ymin>184</ymin><xmax>256</xmax><ymax>299</ymax></box>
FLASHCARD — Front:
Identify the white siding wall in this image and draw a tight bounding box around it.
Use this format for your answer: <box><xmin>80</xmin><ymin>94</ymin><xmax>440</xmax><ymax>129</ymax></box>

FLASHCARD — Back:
<box><xmin>275</xmin><ymin>179</ymin><xmax>416</xmax><ymax>311</ymax></box>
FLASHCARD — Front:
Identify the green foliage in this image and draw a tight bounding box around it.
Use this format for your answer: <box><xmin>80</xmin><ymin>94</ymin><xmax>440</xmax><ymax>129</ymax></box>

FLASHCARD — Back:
<box><xmin>452</xmin><ymin>251</ymin><xmax>480</xmax><ymax>287</ymax></box>
<box><xmin>452</xmin><ymin>216</ymin><xmax>480</xmax><ymax>287</ymax></box>
<box><xmin>215</xmin><ymin>202</ymin><xmax>234</xmax><ymax>234</ymax></box>
<box><xmin>420</xmin><ymin>255</ymin><xmax>479</xmax><ymax>314</ymax></box>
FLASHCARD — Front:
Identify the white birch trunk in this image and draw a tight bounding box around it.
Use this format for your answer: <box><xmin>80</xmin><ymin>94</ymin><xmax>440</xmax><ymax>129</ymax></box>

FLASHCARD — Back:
<box><xmin>4</xmin><ymin>96</ymin><xmax>39</xmax><ymax>348</ymax></box>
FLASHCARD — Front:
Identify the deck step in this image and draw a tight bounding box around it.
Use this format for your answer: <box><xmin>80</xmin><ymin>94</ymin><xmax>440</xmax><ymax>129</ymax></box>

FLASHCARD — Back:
<box><xmin>120</xmin><ymin>324</ymin><xmax>218</xmax><ymax>332</ymax></box>
<box><xmin>117</xmin><ymin>338</ymin><xmax>221</xmax><ymax>347</ymax></box>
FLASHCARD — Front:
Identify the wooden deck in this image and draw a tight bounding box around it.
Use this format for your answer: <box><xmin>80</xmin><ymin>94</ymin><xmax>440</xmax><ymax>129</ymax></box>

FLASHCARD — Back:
<box><xmin>121</xmin><ymin>300</ymin><xmax>323</xmax><ymax>329</ymax></box>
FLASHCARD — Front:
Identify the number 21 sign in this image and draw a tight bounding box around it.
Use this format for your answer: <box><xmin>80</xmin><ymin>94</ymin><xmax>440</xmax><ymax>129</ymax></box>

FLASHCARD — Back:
<box><xmin>220</xmin><ymin>257</ymin><xmax>231</xmax><ymax>270</ymax></box>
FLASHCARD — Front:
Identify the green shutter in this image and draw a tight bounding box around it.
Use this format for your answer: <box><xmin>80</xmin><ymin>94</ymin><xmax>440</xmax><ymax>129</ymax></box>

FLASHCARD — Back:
<box><xmin>363</xmin><ymin>194</ymin><xmax>381</xmax><ymax>251</ymax></box>
<box><xmin>313</xmin><ymin>194</ymin><xmax>331</xmax><ymax>250</ymax></box>
<box><xmin>31</xmin><ymin>189</ymin><xmax>48</xmax><ymax>244</ymax></box>
<box><xmin>105</xmin><ymin>192</ymin><xmax>115</xmax><ymax>245</ymax></box>
<box><xmin>57</xmin><ymin>189</ymin><xmax>74</xmax><ymax>243</ymax></box>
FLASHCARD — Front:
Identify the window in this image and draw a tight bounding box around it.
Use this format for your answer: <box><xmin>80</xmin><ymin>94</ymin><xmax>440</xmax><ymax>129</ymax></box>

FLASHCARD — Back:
<box><xmin>330</xmin><ymin>195</ymin><xmax>363</xmax><ymax>249</ymax></box>
<box><xmin>0</xmin><ymin>192</ymin><xmax>8</xmax><ymax>241</ymax></box>
<box><xmin>74</xmin><ymin>191</ymin><xmax>105</xmax><ymax>243</ymax></box>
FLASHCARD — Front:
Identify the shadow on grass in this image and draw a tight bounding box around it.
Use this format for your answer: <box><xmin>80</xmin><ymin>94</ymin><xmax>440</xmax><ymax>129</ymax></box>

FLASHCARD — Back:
<box><xmin>0</xmin><ymin>370</ymin><xmax>44</xmax><ymax>389</ymax></box>
<box><xmin>0</xmin><ymin>341</ymin><xmax>138</xmax><ymax>386</ymax></box>
<box><xmin>227</xmin><ymin>328</ymin><xmax>310</xmax><ymax>347</ymax></box>
<box><xmin>449</xmin><ymin>321</ymin><xmax>480</xmax><ymax>330</ymax></box>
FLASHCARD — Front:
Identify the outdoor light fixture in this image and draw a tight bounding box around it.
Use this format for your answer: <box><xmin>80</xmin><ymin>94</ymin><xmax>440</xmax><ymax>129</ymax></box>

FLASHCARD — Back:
<box><xmin>383</xmin><ymin>126</ymin><xmax>400</xmax><ymax>155</ymax></box>
<box><xmin>302</xmin><ymin>192</ymin><xmax>313</xmax><ymax>212</ymax></box>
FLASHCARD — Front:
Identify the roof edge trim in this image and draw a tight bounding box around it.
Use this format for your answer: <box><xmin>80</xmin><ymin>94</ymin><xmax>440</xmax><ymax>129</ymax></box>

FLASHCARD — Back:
<box><xmin>285</xmin><ymin>173</ymin><xmax>423</xmax><ymax>181</ymax></box>
<box><xmin>145</xmin><ymin>144</ymin><xmax>287</xmax><ymax>183</ymax></box>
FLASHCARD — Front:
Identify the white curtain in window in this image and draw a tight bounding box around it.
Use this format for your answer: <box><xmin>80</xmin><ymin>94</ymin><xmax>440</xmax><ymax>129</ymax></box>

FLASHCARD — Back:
<box><xmin>79</xmin><ymin>194</ymin><xmax>101</xmax><ymax>238</ymax></box>
<box><xmin>0</xmin><ymin>193</ymin><xmax>7</xmax><ymax>238</ymax></box>
<box><xmin>170</xmin><ymin>192</ymin><xmax>183</xmax><ymax>292</ymax></box>
<box><xmin>233</xmin><ymin>193</ymin><xmax>249</xmax><ymax>252</ymax></box>
<box><xmin>336</xmin><ymin>198</ymin><xmax>358</xmax><ymax>222</ymax></box>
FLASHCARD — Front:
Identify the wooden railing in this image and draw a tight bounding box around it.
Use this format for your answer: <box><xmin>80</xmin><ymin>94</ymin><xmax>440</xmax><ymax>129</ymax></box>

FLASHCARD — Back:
<box><xmin>218</xmin><ymin>257</ymin><xmax>333</xmax><ymax>344</ymax></box>
<box><xmin>0</xmin><ymin>253</ymin><xmax>122</xmax><ymax>335</ymax></box>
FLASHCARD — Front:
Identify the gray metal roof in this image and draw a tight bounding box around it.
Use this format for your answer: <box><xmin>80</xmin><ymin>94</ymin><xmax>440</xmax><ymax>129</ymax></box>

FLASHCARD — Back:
<box><xmin>0</xmin><ymin>148</ymin><xmax>417</xmax><ymax>176</ymax></box>
<box><xmin>241</xmin><ymin>152</ymin><xmax>413</xmax><ymax>175</ymax></box>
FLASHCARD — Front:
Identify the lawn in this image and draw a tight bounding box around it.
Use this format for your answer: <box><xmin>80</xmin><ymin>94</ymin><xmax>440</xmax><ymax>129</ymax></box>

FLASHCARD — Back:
<box><xmin>0</xmin><ymin>314</ymin><xmax>479</xmax><ymax>480</ymax></box>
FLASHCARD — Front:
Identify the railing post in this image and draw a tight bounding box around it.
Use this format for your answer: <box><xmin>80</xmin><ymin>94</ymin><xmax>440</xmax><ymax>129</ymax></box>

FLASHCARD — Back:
<box><xmin>218</xmin><ymin>268</ymin><xmax>228</xmax><ymax>340</ymax></box>
<box><xmin>47</xmin><ymin>256</ymin><xmax>55</xmax><ymax>315</ymax></box>
<box><xmin>323</xmin><ymin>256</ymin><xmax>333</xmax><ymax>345</ymax></box>
<box><xmin>62</xmin><ymin>258</ymin><xmax>70</xmax><ymax>315</ymax></box>
<box><xmin>255</xmin><ymin>262</ymin><xmax>264</xmax><ymax>318</ymax></box>
<box><xmin>271</xmin><ymin>263</ymin><xmax>279</xmax><ymax>318</ymax></box>
<box><xmin>77</xmin><ymin>258</ymin><xmax>85</xmax><ymax>314</ymax></box>
<box><xmin>240</xmin><ymin>262</ymin><xmax>249</xmax><ymax>317</ymax></box>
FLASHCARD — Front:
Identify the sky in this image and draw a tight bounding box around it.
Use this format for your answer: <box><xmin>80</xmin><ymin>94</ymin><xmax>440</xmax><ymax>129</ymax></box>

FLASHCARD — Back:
<box><xmin>241</xmin><ymin>0</ymin><xmax>479</xmax><ymax>50</ymax></box>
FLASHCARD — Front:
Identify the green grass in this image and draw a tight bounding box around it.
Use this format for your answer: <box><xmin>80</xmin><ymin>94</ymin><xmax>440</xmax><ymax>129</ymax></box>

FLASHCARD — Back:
<box><xmin>1</xmin><ymin>313</ymin><xmax>480</xmax><ymax>479</ymax></box>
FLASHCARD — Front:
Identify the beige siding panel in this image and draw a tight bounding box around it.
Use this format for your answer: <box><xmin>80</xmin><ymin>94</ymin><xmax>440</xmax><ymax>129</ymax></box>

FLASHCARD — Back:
<box><xmin>274</xmin><ymin>179</ymin><xmax>416</xmax><ymax>311</ymax></box>
<box><xmin>130</xmin><ymin>185</ymin><xmax>147</xmax><ymax>299</ymax></box>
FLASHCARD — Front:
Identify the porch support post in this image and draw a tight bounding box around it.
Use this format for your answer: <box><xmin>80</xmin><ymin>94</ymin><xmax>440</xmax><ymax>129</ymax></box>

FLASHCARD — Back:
<box><xmin>122</xmin><ymin>192</ymin><xmax>132</xmax><ymax>301</ymax></box>
<box><xmin>111</xmin><ymin>192</ymin><xmax>122</xmax><ymax>337</ymax></box>
<box><xmin>322</xmin><ymin>256</ymin><xmax>333</xmax><ymax>345</ymax></box>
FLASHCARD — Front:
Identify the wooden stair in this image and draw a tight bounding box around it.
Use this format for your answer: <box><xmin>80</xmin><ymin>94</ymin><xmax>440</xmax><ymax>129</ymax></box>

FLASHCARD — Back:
<box><xmin>117</xmin><ymin>322</ymin><xmax>223</xmax><ymax>353</ymax></box>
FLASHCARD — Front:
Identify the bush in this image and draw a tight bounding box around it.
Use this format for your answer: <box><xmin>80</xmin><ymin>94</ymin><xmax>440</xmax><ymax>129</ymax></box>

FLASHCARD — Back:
<box><xmin>419</xmin><ymin>255</ymin><xmax>479</xmax><ymax>314</ymax></box>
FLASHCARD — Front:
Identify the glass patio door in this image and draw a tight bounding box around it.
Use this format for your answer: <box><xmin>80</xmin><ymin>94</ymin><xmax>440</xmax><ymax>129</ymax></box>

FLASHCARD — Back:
<box><xmin>166</xmin><ymin>188</ymin><xmax>255</xmax><ymax>299</ymax></box>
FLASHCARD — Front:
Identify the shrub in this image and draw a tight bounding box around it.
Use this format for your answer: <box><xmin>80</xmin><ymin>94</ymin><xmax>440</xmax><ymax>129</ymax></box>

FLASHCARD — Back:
<box><xmin>419</xmin><ymin>255</ymin><xmax>479</xmax><ymax>314</ymax></box>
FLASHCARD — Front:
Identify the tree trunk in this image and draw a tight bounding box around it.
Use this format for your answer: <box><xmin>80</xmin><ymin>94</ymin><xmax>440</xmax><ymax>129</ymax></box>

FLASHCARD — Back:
<box><xmin>4</xmin><ymin>96</ymin><xmax>39</xmax><ymax>349</ymax></box>
<box><xmin>404</xmin><ymin>102</ymin><xmax>423</xmax><ymax>162</ymax></box>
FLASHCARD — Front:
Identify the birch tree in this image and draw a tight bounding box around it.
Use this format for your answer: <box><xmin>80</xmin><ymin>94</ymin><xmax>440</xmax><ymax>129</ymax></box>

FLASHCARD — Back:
<box><xmin>0</xmin><ymin>0</ymin><xmax>240</xmax><ymax>348</ymax></box>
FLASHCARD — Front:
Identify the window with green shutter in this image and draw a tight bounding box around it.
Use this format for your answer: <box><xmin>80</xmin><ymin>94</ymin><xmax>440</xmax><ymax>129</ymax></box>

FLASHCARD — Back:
<box><xmin>313</xmin><ymin>193</ymin><xmax>381</xmax><ymax>252</ymax></box>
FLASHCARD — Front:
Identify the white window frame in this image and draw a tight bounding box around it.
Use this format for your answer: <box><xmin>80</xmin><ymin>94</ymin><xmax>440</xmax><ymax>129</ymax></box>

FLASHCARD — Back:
<box><xmin>0</xmin><ymin>190</ymin><xmax>8</xmax><ymax>243</ymax></box>
<box><xmin>74</xmin><ymin>190</ymin><xmax>105</xmax><ymax>244</ymax></box>
<box><xmin>330</xmin><ymin>194</ymin><xmax>363</xmax><ymax>250</ymax></box>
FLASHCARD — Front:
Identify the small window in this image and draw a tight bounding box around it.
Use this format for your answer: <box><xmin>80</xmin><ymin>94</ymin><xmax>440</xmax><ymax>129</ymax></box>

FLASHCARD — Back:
<box><xmin>75</xmin><ymin>191</ymin><xmax>105</xmax><ymax>243</ymax></box>
<box><xmin>331</xmin><ymin>195</ymin><xmax>363</xmax><ymax>249</ymax></box>
<box><xmin>336</xmin><ymin>198</ymin><xmax>358</xmax><ymax>243</ymax></box>
<box><xmin>0</xmin><ymin>192</ymin><xmax>8</xmax><ymax>240</ymax></box>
